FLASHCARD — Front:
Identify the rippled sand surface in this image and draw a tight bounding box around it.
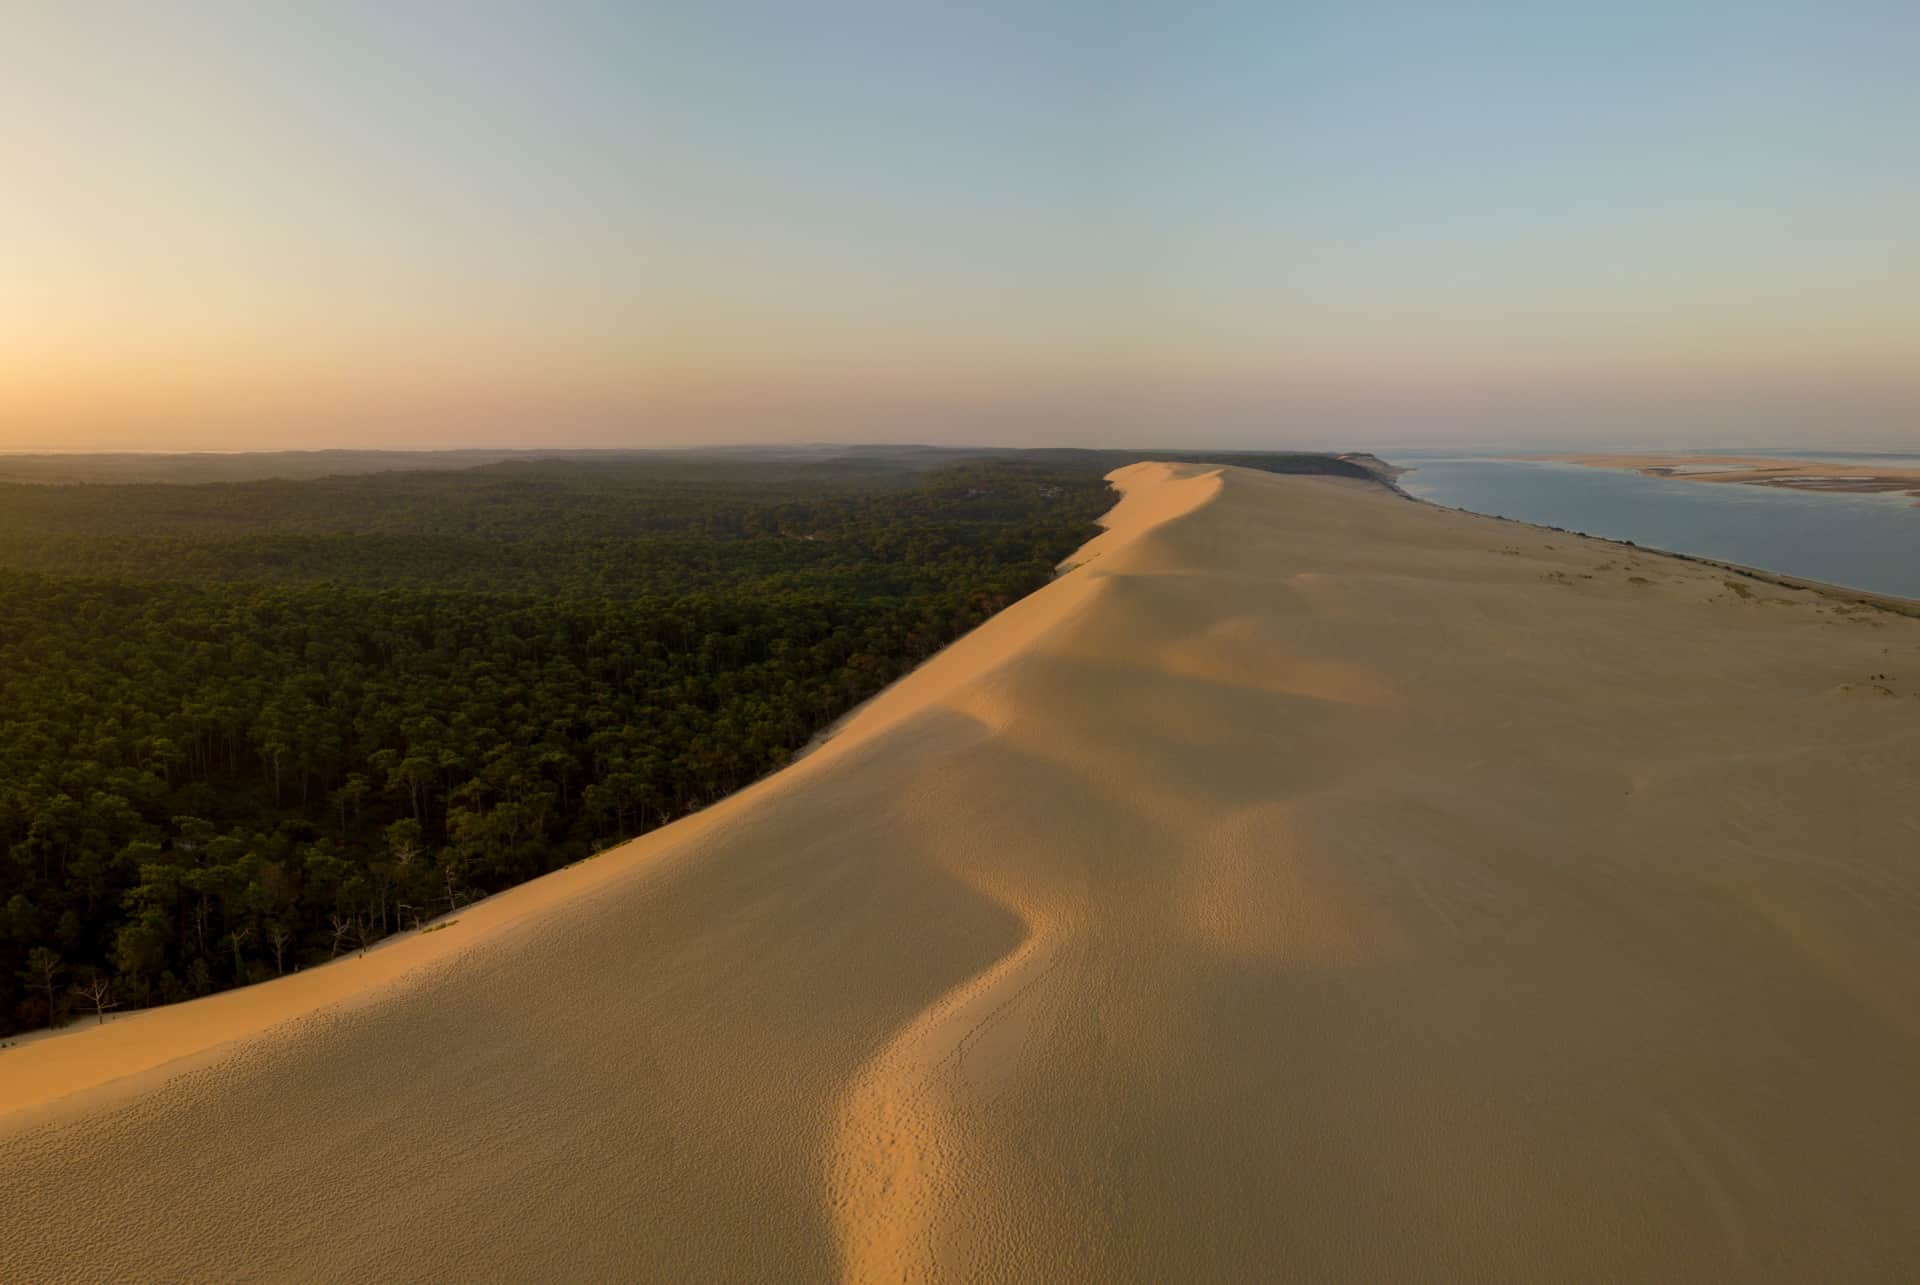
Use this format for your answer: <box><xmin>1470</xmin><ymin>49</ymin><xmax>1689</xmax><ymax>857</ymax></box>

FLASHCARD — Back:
<box><xmin>5</xmin><ymin>462</ymin><xmax>1919</xmax><ymax>1282</ymax></box>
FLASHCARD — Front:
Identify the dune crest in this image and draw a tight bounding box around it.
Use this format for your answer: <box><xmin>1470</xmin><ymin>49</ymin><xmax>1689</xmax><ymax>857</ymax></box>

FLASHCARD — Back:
<box><xmin>6</xmin><ymin>462</ymin><xmax>1920</xmax><ymax>1281</ymax></box>
<box><xmin>0</xmin><ymin>462</ymin><xmax>1217</xmax><ymax>1132</ymax></box>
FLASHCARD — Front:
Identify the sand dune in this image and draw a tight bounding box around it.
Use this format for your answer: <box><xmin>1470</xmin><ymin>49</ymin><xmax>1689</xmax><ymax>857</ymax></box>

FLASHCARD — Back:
<box><xmin>5</xmin><ymin>462</ymin><xmax>1920</xmax><ymax>1281</ymax></box>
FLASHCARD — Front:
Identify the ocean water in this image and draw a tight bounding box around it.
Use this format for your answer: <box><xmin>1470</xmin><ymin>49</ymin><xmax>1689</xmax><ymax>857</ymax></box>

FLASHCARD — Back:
<box><xmin>1396</xmin><ymin>455</ymin><xmax>1920</xmax><ymax>600</ymax></box>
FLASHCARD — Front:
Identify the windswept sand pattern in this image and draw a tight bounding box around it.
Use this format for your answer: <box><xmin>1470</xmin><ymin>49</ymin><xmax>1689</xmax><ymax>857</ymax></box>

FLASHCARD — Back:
<box><xmin>5</xmin><ymin>463</ymin><xmax>1920</xmax><ymax>1281</ymax></box>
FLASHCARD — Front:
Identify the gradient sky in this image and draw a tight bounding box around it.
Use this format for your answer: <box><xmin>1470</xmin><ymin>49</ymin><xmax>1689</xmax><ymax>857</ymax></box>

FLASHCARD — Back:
<box><xmin>4</xmin><ymin>1</ymin><xmax>1916</xmax><ymax>450</ymax></box>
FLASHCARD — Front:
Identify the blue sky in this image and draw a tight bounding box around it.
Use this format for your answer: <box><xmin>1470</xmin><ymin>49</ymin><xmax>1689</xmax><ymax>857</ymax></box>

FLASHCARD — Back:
<box><xmin>2</xmin><ymin>1</ymin><xmax>1915</xmax><ymax>449</ymax></box>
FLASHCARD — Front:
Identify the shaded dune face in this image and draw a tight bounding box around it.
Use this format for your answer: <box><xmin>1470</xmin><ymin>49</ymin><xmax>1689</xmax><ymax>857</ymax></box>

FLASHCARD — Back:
<box><xmin>6</xmin><ymin>463</ymin><xmax>1920</xmax><ymax>1281</ymax></box>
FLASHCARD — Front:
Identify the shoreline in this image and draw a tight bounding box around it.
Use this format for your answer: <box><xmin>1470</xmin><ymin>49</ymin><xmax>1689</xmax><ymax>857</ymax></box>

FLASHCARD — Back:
<box><xmin>12</xmin><ymin>460</ymin><xmax>1914</xmax><ymax>1112</ymax></box>
<box><xmin>1397</xmin><ymin>486</ymin><xmax>1920</xmax><ymax>619</ymax></box>
<box><xmin>8</xmin><ymin>462</ymin><xmax>1920</xmax><ymax>1279</ymax></box>
<box><xmin>1518</xmin><ymin>451</ymin><xmax>1920</xmax><ymax>500</ymax></box>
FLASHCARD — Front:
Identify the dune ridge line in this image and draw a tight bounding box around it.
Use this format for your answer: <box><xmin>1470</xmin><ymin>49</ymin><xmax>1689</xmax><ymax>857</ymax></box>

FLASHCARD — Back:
<box><xmin>0</xmin><ymin>461</ymin><xmax>1220</xmax><ymax>1132</ymax></box>
<box><xmin>5</xmin><ymin>460</ymin><xmax>1920</xmax><ymax>1281</ymax></box>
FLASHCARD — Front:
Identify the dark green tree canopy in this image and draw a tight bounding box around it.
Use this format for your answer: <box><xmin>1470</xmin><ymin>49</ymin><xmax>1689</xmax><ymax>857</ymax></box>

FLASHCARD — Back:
<box><xmin>0</xmin><ymin>449</ymin><xmax>1376</xmax><ymax>1030</ymax></box>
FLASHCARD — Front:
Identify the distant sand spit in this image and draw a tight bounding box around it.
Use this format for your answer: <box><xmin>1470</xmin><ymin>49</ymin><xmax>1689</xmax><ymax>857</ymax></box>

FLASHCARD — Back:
<box><xmin>5</xmin><ymin>463</ymin><xmax>1920</xmax><ymax>1281</ymax></box>
<box><xmin>1535</xmin><ymin>452</ymin><xmax>1920</xmax><ymax>499</ymax></box>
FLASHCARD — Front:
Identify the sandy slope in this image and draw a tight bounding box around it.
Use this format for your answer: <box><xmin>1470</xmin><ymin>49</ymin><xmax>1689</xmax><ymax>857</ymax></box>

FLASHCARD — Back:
<box><xmin>5</xmin><ymin>462</ymin><xmax>1920</xmax><ymax>1282</ymax></box>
